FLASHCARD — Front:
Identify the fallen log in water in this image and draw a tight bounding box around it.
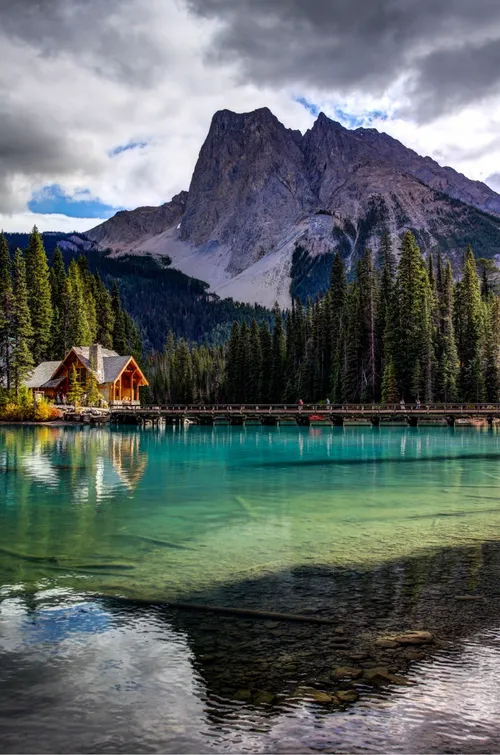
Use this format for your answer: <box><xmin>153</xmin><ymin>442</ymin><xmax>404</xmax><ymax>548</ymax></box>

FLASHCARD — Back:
<box><xmin>116</xmin><ymin>534</ymin><xmax>194</xmax><ymax>550</ymax></box>
<box><xmin>166</xmin><ymin>602</ymin><xmax>334</xmax><ymax>624</ymax></box>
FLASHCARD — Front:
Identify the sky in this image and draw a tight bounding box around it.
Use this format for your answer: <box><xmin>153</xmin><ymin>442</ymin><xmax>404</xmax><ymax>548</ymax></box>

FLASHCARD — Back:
<box><xmin>2</xmin><ymin>0</ymin><xmax>500</xmax><ymax>232</ymax></box>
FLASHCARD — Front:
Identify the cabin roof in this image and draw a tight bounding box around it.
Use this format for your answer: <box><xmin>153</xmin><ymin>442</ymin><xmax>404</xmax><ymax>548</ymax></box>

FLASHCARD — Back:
<box><xmin>25</xmin><ymin>361</ymin><xmax>62</xmax><ymax>388</ymax></box>
<box><xmin>102</xmin><ymin>356</ymin><xmax>132</xmax><ymax>383</ymax></box>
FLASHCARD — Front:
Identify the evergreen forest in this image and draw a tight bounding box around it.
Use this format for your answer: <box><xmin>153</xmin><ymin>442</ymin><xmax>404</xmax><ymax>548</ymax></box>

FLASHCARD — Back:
<box><xmin>2</xmin><ymin>227</ymin><xmax>500</xmax><ymax>408</ymax></box>
<box><xmin>146</xmin><ymin>231</ymin><xmax>500</xmax><ymax>406</ymax></box>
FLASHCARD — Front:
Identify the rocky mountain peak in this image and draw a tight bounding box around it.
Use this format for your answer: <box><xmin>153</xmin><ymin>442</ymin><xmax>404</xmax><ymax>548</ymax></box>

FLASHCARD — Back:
<box><xmin>86</xmin><ymin>106</ymin><xmax>500</xmax><ymax>308</ymax></box>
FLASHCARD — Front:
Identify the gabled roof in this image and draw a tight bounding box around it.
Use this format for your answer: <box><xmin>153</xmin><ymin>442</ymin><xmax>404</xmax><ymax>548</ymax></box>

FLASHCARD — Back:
<box><xmin>103</xmin><ymin>356</ymin><xmax>132</xmax><ymax>383</ymax></box>
<box><xmin>25</xmin><ymin>361</ymin><xmax>62</xmax><ymax>388</ymax></box>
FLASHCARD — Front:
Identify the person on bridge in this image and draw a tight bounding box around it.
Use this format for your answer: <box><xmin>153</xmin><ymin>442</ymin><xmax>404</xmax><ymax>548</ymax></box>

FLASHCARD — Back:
<box><xmin>298</xmin><ymin>398</ymin><xmax>304</xmax><ymax>412</ymax></box>
<box><xmin>416</xmin><ymin>397</ymin><xmax>421</xmax><ymax>410</ymax></box>
<box><xmin>326</xmin><ymin>398</ymin><xmax>331</xmax><ymax>407</ymax></box>
<box><xmin>400</xmin><ymin>398</ymin><xmax>406</xmax><ymax>410</ymax></box>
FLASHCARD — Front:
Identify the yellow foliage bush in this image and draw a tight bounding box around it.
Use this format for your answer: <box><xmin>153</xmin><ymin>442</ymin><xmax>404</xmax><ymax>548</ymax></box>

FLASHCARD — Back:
<box><xmin>0</xmin><ymin>393</ymin><xmax>62</xmax><ymax>422</ymax></box>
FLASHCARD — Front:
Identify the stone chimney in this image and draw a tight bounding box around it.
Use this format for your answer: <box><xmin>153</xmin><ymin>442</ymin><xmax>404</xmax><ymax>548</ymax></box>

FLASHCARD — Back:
<box><xmin>89</xmin><ymin>343</ymin><xmax>104</xmax><ymax>383</ymax></box>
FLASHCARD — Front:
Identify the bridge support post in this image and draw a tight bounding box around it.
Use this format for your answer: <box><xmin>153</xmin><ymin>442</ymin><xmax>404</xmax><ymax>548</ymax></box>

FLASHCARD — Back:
<box><xmin>407</xmin><ymin>416</ymin><xmax>419</xmax><ymax>427</ymax></box>
<box><xmin>331</xmin><ymin>417</ymin><xmax>344</xmax><ymax>427</ymax></box>
<box><xmin>446</xmin><ymin>416</ymin><xmax>455</xmax><ymax>427</ymax></box>
<box><xmin>488</xmin><ymin>415</ymin><xmax>494</xmax><ymax>428</ymax></box>
<box><xmin>370</xmin><ymin>416</ymin><xmax>380</xmax><ymax>427</ymax></box>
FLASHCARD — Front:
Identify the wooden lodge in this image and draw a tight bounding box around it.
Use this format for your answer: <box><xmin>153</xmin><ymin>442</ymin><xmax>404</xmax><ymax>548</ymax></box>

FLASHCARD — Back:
<box><xmin>25</xmin><ymin>344</ymin><xmax>148</xmax><ymax>406</ymax></box>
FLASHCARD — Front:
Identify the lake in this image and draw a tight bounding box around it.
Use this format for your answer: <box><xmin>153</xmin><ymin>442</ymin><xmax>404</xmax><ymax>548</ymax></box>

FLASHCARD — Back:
<box><xmin>1</xmin><ymin>424</ymin><xmax>500</xmax><ymax>753</ymax></box>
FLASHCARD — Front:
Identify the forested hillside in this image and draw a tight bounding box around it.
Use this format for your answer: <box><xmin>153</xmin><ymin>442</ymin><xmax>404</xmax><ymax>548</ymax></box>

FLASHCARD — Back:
<box><xmin>146</xmin><ymin>231</ymin><xmax>500</xmax><ymax>406</ymax></box>
<box><xmin>3</xmin><ymin>232</ymin><xmax>272</xmax><ymax>350</ymax></box>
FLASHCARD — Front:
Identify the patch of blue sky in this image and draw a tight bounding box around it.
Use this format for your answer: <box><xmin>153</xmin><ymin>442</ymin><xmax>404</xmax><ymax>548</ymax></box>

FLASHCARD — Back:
<box><xmin>109</xmin><ymin>140</ymin><xmax>148</xmax><ymax>157</ymax></box>
<box><xmin>294</xmin><ymin>96</ymin><xmax>320</xmax><ymax>117</ymax></box>
<box><xmin>28</xmin><ymin>184</ymin><xmax>121</xmax><ymax>219</ymax></box>
<box><xmin>295</xmin><ymin>96</ymin><xmax>389</xmax><ymax>129</ymax></box>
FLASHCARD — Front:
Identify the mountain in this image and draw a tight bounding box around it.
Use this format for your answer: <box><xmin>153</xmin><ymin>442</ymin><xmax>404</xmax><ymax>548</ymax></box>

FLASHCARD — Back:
<box><xmin>85</xmin><ymin>107</ymin><xmax>500</xmax><ymax>306</ymax></box>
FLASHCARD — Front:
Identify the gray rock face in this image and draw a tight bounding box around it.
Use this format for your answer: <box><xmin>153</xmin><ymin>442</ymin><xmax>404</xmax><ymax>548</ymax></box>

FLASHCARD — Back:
<box><xmin>180</xmin><ymin>108</ymin><xmax>315</xmax><ymax>275</ymax></box>
<box><xmin>85</xmin><ymin>108</ymin><xmax>500</xmax><ymax>305</ymax></box>
<box><xmin>87</xmin><ymin>191</ymin><xmax>188</xmax><ymax>251</ymax></box>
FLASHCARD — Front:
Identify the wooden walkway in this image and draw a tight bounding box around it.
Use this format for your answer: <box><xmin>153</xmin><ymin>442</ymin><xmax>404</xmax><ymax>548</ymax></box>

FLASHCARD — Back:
<box><xmin>109</xmin><ymin>404</ymin><xmax>500</xmax><ymax>427</ymax></box>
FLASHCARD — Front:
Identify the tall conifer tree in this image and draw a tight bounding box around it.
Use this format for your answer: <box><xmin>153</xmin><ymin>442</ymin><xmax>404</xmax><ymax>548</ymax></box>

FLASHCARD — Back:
<box><xmin>25</xmin><ymin>226</ymin><xmax>52</xmax><ymax>363</ymax></box>
<box><xmin>457</xmin><ymin>247</ymin><xmax>485</xmax><ymax>401</ymax></box>
<box><xmin>0</xmin><ymin>233</ymin><xmax>13</xmax><ymax>390</ymax></box>
<box><xmin>11</xmin><ymin>248</ymin><xmax>34</xmax><ymax>393</ymax></box>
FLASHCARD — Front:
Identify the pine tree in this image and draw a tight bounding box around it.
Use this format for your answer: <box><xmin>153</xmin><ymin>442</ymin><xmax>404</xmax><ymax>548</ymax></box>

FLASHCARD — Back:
<box><xmin>226</xmin><ymin>322</ymin><xmax>240</xmax><ymax>402</ymax></box>
<box><xmin>237</xmin><ymin>321</ymin><xmax>250</xmax><ymax>402</ymax></box>
<box><xmin>270</xmin><ymin>306</ymin><xmax>286</xmax><ymax>402</ymax></box>
<box><xmin>457</xmin><ymin>246</ymin><xmax>485</xmax><ymax>401</ymax></box>
<box><xmin>111</xmin><ymin>281</ymin><xmax>127</xmax><ymax>354</ymax></box>
<box><xmin>25</xmin><ymin>226</ymin><xmax>52</xmax><ymax>363</ymax></box>
<box><xmin>67</xmin><ymin>363</ymin><xmax>84</xmax><ymax>407</ymax></box>
<box><xmin>248</xmin><ymin>319</ymin><xmax>262</xmax><ymax>403</ymax></box>
<box><xmin>49</xmin><ymin>246</ymin><xmax>67</xmax><ymax>359</ymax></box>
<box><xmin>358</xmin><ymin>249</ymin><xmax>378</xmax><ymax>401</ymax></box>
<box><xmin>86</xmin><ymin>357</ymin><xmax>101</xmax><ymax>407</ymax></box>
<box><xmin>381</xmin><ymin>360</ymin><xmax>399</xmax><ymax>403</ymax></box>
<box><xmin>341</xmin><ymin>283</ymin><xmax>362</xmax><ymax>402</ymax></box>
<box><xmin>392</xmin><ymin>231</ymin><xmax>434</xmax><ymax>401</ymax></box>
<box><xmin>10</xmin><ymin>248</ymin><xmax>34</xmax><ymax>394</ymax></box>
<box><xmin>94</xmin><ymin>273</ymin><xmax>114</xmax><ymax>349</ymax></box>
<box><xmin>436</xmin><ymin>261</ymin><xmax>459</xmax><ymax>402</ymax></box>
<box><xmin>259</xmin><ymin>322</ymin><xmax>272</xmax><ymax>403</ymax></box>
<box><xmin>330</xmin><ymin>252</ymin><xmax>347</xmax><ymax>395</ymax></box>
<box><xmin>68</xmin><ymin>259</ymin><xmax>92</xmax><ymax>346</ymax></box>
<box><xmin>123</xmin><ymin>311</ymin><xmax>143</xmax><ymax>363</ymax></box>
<box><xmin>484</xmin><ymin>295</ymin><xmax>500</xmax><ymax>402</ymax></box>
<box><xmin>377</xmin><ymin>232</ymin><xmax>395</xmax><ymax>378</ymax></box>
<box><xmin>0</xmin><ymin>232</ymin><xmax>13</xmax><ymax>390</ymax></box>
<box><xmin>77</xmin><ymin>256</ymin><xmax>97</xmax><ymax>343</ymax></box>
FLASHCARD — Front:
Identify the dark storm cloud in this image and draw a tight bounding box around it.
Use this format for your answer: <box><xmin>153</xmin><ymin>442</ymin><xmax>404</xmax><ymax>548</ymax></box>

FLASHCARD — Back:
<box><xmin>0</xmin><ymin>0</ymin><xmax>166</xmax><ymax>213</ymax></box>
<box><xmin>0</xmin><ymin>0</ymin><xmax>166</xmax><ymax>87</ymax></box>
<box><xmin>186</xmin><ymin>0</ymin><xmax>500</xmax><ymax>121</ymax></box>
<box><xmin>0</xmin><ymin>104</ymin><xmax>84</xmax><ymax>212</ymax></box>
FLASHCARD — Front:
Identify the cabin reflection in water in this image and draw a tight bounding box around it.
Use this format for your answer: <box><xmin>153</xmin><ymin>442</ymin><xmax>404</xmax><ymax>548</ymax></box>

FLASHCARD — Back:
<box><xmin>0</xmin><ymin>426</ymin><xmax>148</xmax><ymax>498</ymax></box>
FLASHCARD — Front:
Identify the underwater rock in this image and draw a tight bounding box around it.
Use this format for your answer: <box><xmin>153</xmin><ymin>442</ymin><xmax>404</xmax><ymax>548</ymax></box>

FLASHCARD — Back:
<box><xmin>332</xmin><ymin>667</ymin><xmax>363</xmax><ymax>680</ymax></box>
<box><xmin>253</xmin><ymin>690</ymin><xmax>276</xmax><ymax>705</ymax></box>
<box><xmin>232</xmin><ymin>689</ymin><xmax>252</xmax><ymax>702</ymax></box>
<box><xmin>362</xmin><ymin>667</ymin><xmax>412</xmax><ymax>686</ymax></box>
<box><xmin>392</xmin><ymin>631</ymin><xmax>434</xmax><ymax>645</ymax></box>
<box><xmin>374</xmin><ymin>638</ymin><xmax>399</xmax><ymax>648</ymax></box>
<box><xmin>336</xmin><ymin>689</ymin><xmax>358</xmax><ymax>703</ymax></box>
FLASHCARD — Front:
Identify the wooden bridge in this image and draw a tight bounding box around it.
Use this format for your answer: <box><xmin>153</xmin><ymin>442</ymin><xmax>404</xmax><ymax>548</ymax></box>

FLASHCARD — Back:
<box><xmin>109</xmin><ymin>403</ymin><xmax>500</xmax><ymax>428</ymax></box>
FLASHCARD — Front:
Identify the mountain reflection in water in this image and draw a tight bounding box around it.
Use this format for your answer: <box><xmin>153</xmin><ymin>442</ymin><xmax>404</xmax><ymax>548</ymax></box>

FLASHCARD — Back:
<box><xmin>1</xmin><ymin>425</ymin><xmax>500</xmax><ymax>753</ymax></box>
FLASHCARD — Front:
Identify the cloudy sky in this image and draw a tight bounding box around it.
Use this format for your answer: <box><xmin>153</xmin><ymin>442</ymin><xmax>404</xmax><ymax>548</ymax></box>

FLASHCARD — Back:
<box><xmin>2</xmin><ymin>0</ymin><xmax>500</xmax><ymax>232</ymax></box>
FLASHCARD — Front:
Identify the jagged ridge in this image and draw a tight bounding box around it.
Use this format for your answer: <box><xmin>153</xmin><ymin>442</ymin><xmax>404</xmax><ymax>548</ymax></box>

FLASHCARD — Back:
<box><xmin>85</xmin><ymin>108</ymin><xmax>500</xmax><ymax>306</ymax></box>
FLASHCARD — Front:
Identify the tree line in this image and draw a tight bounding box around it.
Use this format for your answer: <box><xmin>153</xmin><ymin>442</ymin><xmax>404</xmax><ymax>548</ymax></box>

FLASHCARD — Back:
<box><xmin>146</xmin><ymin>231</ymin><xmax>500</xmax><ymax>405</ymax></box>
<box><xmin>0</xmin><ymin>227</ymin><xmax>142</xmax><ymax>395</ymax></box>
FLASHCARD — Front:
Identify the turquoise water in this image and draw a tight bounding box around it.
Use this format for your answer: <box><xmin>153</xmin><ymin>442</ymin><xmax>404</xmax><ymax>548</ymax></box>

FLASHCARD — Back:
<box><xmin>2</xmin><ymin>424</ymin><xmax>500</xmax><ymax>752</ymax></box>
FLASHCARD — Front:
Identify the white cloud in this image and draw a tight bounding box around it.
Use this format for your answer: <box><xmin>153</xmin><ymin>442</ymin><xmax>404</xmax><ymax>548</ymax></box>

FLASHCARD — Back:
<box><xmin>0</xmin><ymin>0</ymin><xmax>499</xmax><ymax>233</ymax></box>
<box><xmin>0</xmin><ymin>212</ymin><xmax>108</xmax><ymax>233</ymax></box>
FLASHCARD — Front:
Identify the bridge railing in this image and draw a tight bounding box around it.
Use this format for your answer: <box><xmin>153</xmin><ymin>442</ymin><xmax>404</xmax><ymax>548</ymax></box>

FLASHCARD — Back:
<box><xmin>109</xmin><ymin>403</ymin><xmax>500</xmax><ymax>413</ymax></box>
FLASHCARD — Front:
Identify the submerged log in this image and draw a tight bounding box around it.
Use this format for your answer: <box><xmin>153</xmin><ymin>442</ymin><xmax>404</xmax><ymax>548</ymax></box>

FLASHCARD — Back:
<box><xmin>166</xmin><ymin>602</ymin><xmax>334</xmax><ymax>624</ymax></box>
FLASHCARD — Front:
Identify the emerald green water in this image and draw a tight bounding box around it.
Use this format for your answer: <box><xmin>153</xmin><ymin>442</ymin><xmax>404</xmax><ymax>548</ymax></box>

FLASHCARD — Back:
<box><xmin>2</xmin><ymin>424</ymin><xmax>500</xmax><ymax>753</ymax></box>
<box><xmin>1</xmin><ymin>424</ymin><xmax>500</xmax><ymax>600</ymax></box>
